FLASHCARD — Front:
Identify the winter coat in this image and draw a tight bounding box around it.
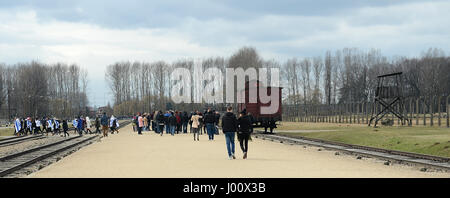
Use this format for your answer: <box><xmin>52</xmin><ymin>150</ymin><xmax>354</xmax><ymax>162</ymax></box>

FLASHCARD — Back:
<box><xmin>237</xmin><ymin>115</ymin><xmax>252</xmax><ymax>134</ymax></box>
<box><xmin>215</xmin><ymin>113</ymin><xmax>221</xmax><ymax>125</ymax></box>
<box><xmin>143</xmin><ymin>117</ymin><xmax>148</xmax><ymax>126</ymax></box>
<box><xmin>101</xmin><ymin>115</ymin><xmax>108</xmax><ymax>126</ymax></box>
<box><xmin>190</xmin><ymin>115</ymin><xmax>202</xmax><ymax>128</ymax></box>
<box><xmin>169</xmin><ymin>115</ymin><xmax>177</xmax><ymax>125</ymax></box>
<box><xmin>203</xmin><ymin>112</ymin><xmax>216</xmax><ymax>124</ymax></box>
<box><xmin>181</xmin><ymin>112</ymin><xmax>189</xmax><ymax>123</ymax></box>
<box><xmin>63</xmin><ymin>120</ymin><xmax>69</xmax><ymax>131</ymax></box>
<box><xmin>176</xmin><ymin>114</ymin><xmax>181</xmax><ymax>124</ymax></box>
<box><xmin>138</xmin><ymin>116</ymin><xmax>144</xmax><ymax>127</ymax></box>
<box><xmin>221</xmin><ymin>112</ymin><xmax>237</xmax><ymax>132</ymax></box>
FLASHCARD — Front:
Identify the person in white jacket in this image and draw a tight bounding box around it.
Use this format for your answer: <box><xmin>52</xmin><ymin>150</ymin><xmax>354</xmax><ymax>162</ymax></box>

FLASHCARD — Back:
<box><xmin>86</xmin><ymin>117</ymin><xmax>92</xmax><ymax>134</ymax></box>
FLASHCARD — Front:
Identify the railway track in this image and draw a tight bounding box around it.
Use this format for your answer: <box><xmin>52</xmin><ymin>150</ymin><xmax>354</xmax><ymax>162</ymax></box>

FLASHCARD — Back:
<box><xmin>0</xmin><ymin>121</ymin><xmax>132</xmax><ymax>177</ymax></box>
<box><xmin>0</xmin><ymin>135</ymin><xmax>46</xmax><ymax>147</ymax></box>
<box><xmin>0</xmin><ymin>135</ymin><xmax>98</xmax><ymax>177</ymax></box>
<box><xmin>0</xmin><ymin>128</ymin><xmax>81</xmax><ymax>147</ymax></box>
<box><xmin>254</xmin><ymin>131</ymin><xmax>450</xmax><ymax>171</ymax></box>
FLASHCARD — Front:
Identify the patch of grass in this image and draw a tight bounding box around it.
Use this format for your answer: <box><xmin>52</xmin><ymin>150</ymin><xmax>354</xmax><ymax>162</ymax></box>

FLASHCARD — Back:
<box><xmin>0</xmin><ymin>128</ymin><xmax>15</xmax><ymax>137</ymax></box>
<box><xmin>277</xmin><ymin>122</ymin><xmax>367</xmax><ymax>131</ymax></box>
<box><xmin>278</xmin><ymin>122</ymin><xmax>450</xmax><ymax>158</ymax></box>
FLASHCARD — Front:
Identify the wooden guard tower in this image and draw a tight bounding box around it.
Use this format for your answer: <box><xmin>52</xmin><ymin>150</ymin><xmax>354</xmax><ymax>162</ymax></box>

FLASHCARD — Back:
<box><xmin>368</xmin><ymin>72</ymin><xmax>409</xmax><ymax>127</ymax></box>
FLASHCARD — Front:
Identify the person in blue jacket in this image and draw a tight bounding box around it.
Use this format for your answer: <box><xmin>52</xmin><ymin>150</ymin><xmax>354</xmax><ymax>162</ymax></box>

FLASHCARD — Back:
<box><xmin>77</xmin><ymin>116</ymin><xmax>83</xmax><ymax>136</ymax></box>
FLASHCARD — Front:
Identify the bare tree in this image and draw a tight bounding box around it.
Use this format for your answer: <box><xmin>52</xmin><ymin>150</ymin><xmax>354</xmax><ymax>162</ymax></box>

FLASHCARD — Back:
<box><xmin>312</xmin><ymin>56</ymin><xmax>323</xmax><ymax>104</ymax></box>
<box><xmin>324</xmin><ymin>51</ymin><xmax>332</xmax><ymax>105</ymax></box>
<box><xmin>300</xmin><ymin>58</ymin><xmax>311</xmax><ymax>105</ymax></box>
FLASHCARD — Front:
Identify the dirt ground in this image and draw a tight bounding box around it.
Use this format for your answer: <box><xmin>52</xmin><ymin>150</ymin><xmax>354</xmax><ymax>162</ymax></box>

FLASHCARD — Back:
<box><xmin>28</xmin><ymin>126</ymin><xmax>450</xmax><ymax>178</ymax></box>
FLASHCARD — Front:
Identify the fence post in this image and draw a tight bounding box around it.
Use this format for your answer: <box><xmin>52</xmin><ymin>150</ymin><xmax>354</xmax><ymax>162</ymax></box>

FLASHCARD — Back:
<box><xmin>315</xmin><ymin>105</ymin><xmax>318</xmax><ymax>123</ymax></box>
<box><xmin>327</xmin><ymin>106</ymin><xmax>330</xmax><ymax>123</ymax></box>
<box><xmin>366</xmin><ymin>102</ymin><xmax>370</xmax><ymax>124</ymax></box>
<box><xmin>409</xmin><ymin>98</ymin><xmax>413</xmax><ymax>126</ymax></box>
<box><xmin>333</xmin><ymin>104</ymin><xmax>335</xmax><ymax>123</ymax></box>
<box><xmin>308</xmin><ymin>105</ymin><xmax>311</xmax><ymax>122</ymax></box>
<box><xmin>438</xmin><ymin>96</ymin><xmax>442</xmax><ymax>127</ymax></box>
<box><xmin>375</xmin><ymin>102</ymin><xmax>378</xmax><ymax>124</ymax></box>
<box><xmin>366</xmin><ymin>102</ymin><xmax>369</xmax><ymax>124</ymax></box>
<box><xmin>361</xmin><ymin>102</ymin><xmax>365</xmax><ymax>124</ymax></box>
<box><xmin>348</xmin><ymin>104</ymin><xmax>351</xmax><ymax>124</ymax></box>
<box><xmin>336</xmin><ymin>104</ymin><xmax>339</xmax><ymax>123</ymax></box>
<box><xmin>351</xmin><ymin>103</ymin><xmax>356</xmax><ymax>124</ymax></box>
<box><xmin>416</xmin><ymin>97</ymin><xmax>420</xmax><ymax>126</ymax></box>
<box><xmin>357</xmin><ymin>103</ymin><xmax>360</xmax><ymax>124</ymax></box>
<box><xmin>423</xmin><ymin>97</ymin><xmax>426</xmax><ymax>126</ymax></box>
<box><xmin>430</xmin><ymin>96</ymin><xmax>434</xmax><ymax>127</ymax></box>
<box><xmin>314</xmin><ymin>105</ymin><xmax>317</xmax><ymax>122</ymax></box>
<box><xmin>349</xmin><ymin>104</ymin><xmax>352</xmax><ymax>124</ymax></box>
<box><xmin>346</xmin><ymin>104</ymin><xmax>349</xmax><ymax>123</ymax></box>
<box><xmin>333</xmin><ymin>104</ymin><xmax>336</xmax><ymax>123</ymax></box>
<box><xmin>447</xmin><ymin>95</ymin><xmax>450</xmax><ymax>128</ymax></box>
<box><xmin>336</xmin><ymin>104</ymin><xmax>338</xmax><ymax>123</ymax></box>
<box><xmin>342</xmin><ymin>104</ymin><xmax>345</xmax><ymax>123</ymax></box>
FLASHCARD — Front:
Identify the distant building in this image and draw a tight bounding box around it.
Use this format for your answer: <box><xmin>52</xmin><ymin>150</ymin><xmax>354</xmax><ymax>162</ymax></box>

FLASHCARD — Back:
<box><xmin>97</xmin><ymin>106</ymin><xmax>113</xmax><ymax>117</ymax></box>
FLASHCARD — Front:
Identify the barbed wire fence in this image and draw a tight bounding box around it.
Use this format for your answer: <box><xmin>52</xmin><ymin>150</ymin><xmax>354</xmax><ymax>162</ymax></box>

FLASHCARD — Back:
<box><xmin>283</xmin><ymin>95</ymin><xmax>450</xmax><ymax>128</ymax></box>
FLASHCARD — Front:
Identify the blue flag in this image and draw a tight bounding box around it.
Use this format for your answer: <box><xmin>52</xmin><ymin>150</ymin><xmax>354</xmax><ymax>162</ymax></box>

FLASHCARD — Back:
<box><xmin>15</xmin><ymin>119</ymin><xmax>21</xmax><ymax>132</ymax></box>
<box><xmin>48</xmin><ymin>120</ymin><xmax>53</xmax><ymax>130</ymax></box>
<box><xmin>55</xmin><ymin>120</ymin><xmax>60</xmax><ymax>129</ymax></box>
<box><xmin>72</xmin><ymin>119</ymin><xmax>78</xmax><ymax>128</ymax></box>
<box><xmin>27</xmin><ymin>120</ymin><xmax>32</xmax><ymax>130</ymax></box>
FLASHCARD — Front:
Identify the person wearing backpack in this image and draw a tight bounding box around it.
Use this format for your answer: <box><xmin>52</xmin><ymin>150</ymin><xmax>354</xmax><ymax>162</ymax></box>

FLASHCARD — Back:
<box><xmin>101</xmin><ymin>112</ymin><xmax>109</xmax><ymax>137</ymax></box>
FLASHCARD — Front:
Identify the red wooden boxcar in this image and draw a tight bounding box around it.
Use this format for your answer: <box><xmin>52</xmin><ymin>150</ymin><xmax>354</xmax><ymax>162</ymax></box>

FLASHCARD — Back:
<box><xmin>238</xmin><ymin>80</ymin><xmax>282</xmax><ymax>133</ymax></box>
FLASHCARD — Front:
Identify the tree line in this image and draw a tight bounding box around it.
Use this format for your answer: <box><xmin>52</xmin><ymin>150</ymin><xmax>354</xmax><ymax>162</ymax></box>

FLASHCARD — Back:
<box><xmin>283</xmin><ymin>47</ymin><xmax>450</xmax><ymax>106</ymax></box>
<box><xmin>0</xmin><ymin>61</ymin><xmax>89</xmax><ymax>120</ymax></box>
<box><xmin>106</xmin><ymin>47</ymin><xmax>449</xmax><ymax>116</ymax></box>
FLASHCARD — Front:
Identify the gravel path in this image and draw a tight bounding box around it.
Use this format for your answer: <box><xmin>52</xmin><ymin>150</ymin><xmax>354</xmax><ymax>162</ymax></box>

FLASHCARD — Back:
<box><xmin>28</xmin><ymin>126</ymin><xmax>450</xmax><ymax>178</ymax></box>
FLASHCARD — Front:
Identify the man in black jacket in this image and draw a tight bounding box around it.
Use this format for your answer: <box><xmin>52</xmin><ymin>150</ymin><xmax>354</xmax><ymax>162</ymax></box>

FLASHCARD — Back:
<box><xmin>237</xmin><ymin>109</ymin><xmax>252</xmax><ymax>159</ymax></box>
<box><xmin>204</xmin><ymin>108</ymin><xmax>216</xmax><ymax>140</ymax></box>
<box><xmin>221</xmin><ymin>106</ymin><xmax>237</xmax><ymax>160</ymax></box>
<box><xmin>156</xmin><ymin>111</ymin><xmax>165</xmax><ymax>136</ymax></box>
<box><xmin>182</xmin><ymin>111</ymin><xmax>189</xmax><ymax>133</ymax></box>
<box><xmin>62</xmin><ymin>119</ymin><xmax>69</xmax><ymax>137</ymax></box>
<box><xmin>169</xmin><ymin>111</ymin><xmax>177</xmax><ymax>136</ymax></box>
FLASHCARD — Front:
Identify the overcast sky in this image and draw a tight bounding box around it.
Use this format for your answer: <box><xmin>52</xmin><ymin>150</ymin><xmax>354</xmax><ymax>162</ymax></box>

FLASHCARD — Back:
<box><xmin>1</xmin><ymin>0</ymin><xmax>449</xmax><ymax>107</ymax></box>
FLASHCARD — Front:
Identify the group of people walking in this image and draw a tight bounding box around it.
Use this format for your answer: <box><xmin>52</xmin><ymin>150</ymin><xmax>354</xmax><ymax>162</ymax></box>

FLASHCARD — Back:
<box><xmin>14</xmin><ymin>117</ymin><xmax>70</xmax><ymax>137</ymax></box>
<box><xmin>13</xmin><ymin>113</ymin><xmax>120</xmax><ymax>138</ymax></box>
<box><xmin>132</xmin><ymin>106</ymin><xmax>253</xmax><ymax>160</ymax></box>
<box><xmin>98</xmin><ymin>112</ymin><xmax>120</xmax><ymax>137</ymax></box>
<box><xmin>132</xmin><ymin>109</ymin><xmax>220</xmax><ymax>138</ymax></box>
